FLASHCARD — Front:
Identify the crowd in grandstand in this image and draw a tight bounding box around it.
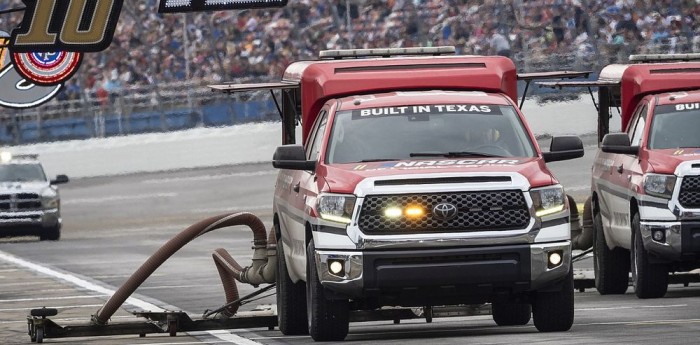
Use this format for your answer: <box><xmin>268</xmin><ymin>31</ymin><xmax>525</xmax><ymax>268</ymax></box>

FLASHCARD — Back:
<box><xmin>2</xmin><ymin>0</ymin><xmax>700</xmax><ymax>102</ymax></box>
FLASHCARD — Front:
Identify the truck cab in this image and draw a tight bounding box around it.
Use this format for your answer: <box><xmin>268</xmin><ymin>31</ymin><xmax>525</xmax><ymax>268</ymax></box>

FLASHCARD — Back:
<box><xmin>541</xmin><ymin>55</ymin><xmax>700</xmax><ymax>299</ymax></box>
<box><xmin>211</xmin><ymin>47</ymin><xmax>584</xmax><ymax>341</ymax></box>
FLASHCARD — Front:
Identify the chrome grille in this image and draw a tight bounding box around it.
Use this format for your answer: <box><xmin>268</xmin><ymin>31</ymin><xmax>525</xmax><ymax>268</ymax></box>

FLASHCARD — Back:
<box><xmin>358</xmin><ymin>190</ymin><xmax>530</xmax><ymax>233</ymax></box>
<box><xmin>680</xmin><ymin>176</ymin><xmax>700</xmax><ymax>208</ymax></box>
<box><xmin>0</xmin><ymin>193</ymin><xmax>42</xmax><ymax>212</ymax></box>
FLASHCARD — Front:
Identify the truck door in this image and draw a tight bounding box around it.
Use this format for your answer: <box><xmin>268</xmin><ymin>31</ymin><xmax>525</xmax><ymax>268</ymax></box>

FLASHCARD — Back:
<box><xmin>608</xmin><ymin>102</ymin><xmax>647</xmax><ymax>248</ymax></box>
<box><xmin>284</xmin><ymin>108</ymin><xmax>329</xmax><ymax>279</ymax></box>
<box><xmin>614</xmin><ymin>103</ymin><xmax>648</xmax><ymax>248</ymax></box>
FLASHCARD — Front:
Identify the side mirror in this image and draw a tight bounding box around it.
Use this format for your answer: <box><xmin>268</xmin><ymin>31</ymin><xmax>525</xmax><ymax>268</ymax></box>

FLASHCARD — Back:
<box><xmin>272</xmin><ymin>145</ymin><xmax>316</xmax><ymax>171</ymax></box>
<box><xmin>601</xmin><ymin>133</ymin><xmax>639</xmax><ymax>155</ymax></box>
<box><xmin>543</xmin><ymin>136</ymin><xmax>584</xmax><ymax>163</ymax></box>
<box><xmin>51</xmin><ymin>174</ymin><xmax>69</xmax><ymax>185</ymax></box>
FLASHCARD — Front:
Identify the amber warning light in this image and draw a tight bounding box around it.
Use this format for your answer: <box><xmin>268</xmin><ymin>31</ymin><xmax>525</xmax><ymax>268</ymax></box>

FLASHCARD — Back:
<box><xmin>159</xmin><ymin>0</ymin><xmax>288</xmax><ymax>13</ymax></box>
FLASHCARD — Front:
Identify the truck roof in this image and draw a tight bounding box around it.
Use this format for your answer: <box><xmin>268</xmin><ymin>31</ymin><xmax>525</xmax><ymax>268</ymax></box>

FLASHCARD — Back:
<box><xmin>537</xmin><ymin>59</ymin><xmax>700</xmax><ymax>132</ymax></box>
<box><xmin>655</xmin><ymin>89</ymin><xmax>700</xmax><ymax>106</ymax></box>
<box><xmin>210</xmin><ymin>47</ymin><xmax>587</xmax><ymax>145</ymax></box>
<box><xmin>619</xmin><ymin>62</ymin><xmax>700</xmax><ymax>130</ymax></box>
<box><xmin>281</xmin><ymin>55</ymin><xmax>517</xmax><ymax>141</ymax></box>
<box><xmin>337</xmin><ymin>90</ymin><xmax>512</xmax><ymax>111</ymax></box>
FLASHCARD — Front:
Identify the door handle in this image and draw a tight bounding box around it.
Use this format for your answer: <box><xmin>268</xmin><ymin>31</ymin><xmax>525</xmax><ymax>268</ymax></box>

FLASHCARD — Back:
<box><xmin>293</xmin><ymin>182</ymin><xmax>300</xmax><ymax>193</ymax></box>
<box><xmin>617</xmin><ymin>164</ymin><xmax>624</xmax><ymax>174</ymax></box>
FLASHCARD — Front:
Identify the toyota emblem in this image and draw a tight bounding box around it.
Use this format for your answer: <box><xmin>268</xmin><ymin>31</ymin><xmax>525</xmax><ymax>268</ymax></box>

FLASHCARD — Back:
<box><xmin>432</xmin><ymin>203</ymin><xmax>458</xmax><ymax>220</ymax></box>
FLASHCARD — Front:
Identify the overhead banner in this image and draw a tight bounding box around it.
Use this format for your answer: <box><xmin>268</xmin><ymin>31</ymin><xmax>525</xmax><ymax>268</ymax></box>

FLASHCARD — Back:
<box><xmin>158</xmin><ymin>0</ymin><xmax>288</xmax><ymax>13</ymax></box>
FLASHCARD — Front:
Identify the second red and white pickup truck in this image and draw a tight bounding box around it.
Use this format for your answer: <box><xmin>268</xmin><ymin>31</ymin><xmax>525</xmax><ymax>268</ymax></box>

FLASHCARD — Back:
<box><xmin>211</xmin><ymin>47</ymin><xmax>584</xmax><ymax>341</ymax></box>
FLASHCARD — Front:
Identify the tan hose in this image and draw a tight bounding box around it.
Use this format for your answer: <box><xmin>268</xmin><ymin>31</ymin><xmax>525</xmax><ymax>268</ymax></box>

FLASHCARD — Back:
<box><xmin>212</xmin><ymin>248</ymin><xmax>243</xmax><ymax>317</ymax></box>
<box><xmin>92</xmin><ymin>212</ymin><xmax>267</xmax><ymax>325</ymax></box>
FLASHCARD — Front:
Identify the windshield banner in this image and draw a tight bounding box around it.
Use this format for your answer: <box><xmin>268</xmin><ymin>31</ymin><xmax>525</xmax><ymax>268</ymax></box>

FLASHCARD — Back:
<box><xmin>351</xmin><ymin>104</ymin><xmax>502</xmax><ymax>119</ymax></box>
<box><xmin>656</xmin><ymin>104</ymin><xmax>700</xmax><ymax>114</ymax></box>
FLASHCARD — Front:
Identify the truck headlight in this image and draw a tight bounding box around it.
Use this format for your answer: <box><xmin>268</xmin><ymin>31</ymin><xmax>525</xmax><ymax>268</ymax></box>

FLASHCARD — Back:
<box><xmin>41</xmin><ymin>189</ymin><xmax>59</xmax><ymax>209</ymax></box>
<box><xmin>643</xmin><ymin>174</ymin><xmax>676</xmax><ymax>199</ymax></box>
<box><xmin>317</xmin><ymin>194</ymin><xmax>356</xmax><ymax>224</ymax></box>
<box><xmin>530</xmin><ymin>185</ymin><xmax>565</xmax><ymax>217</ymax></box>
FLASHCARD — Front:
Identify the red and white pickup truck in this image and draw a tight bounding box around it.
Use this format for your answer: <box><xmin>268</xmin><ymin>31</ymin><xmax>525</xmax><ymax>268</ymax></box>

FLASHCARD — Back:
<box><xmin>541</xmin><ymin>54</ymin><xmax>700</xmax><ymax>299</ymax></box>
<box><xmin>211</xmin><ymin>47</ymin><xmax>584</xmax><ymax>341</ymax></box>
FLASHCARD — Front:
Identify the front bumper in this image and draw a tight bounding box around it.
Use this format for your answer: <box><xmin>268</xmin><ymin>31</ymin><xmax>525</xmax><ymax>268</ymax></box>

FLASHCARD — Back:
<box><xmin>640</xmin><ymin>221</ymin><xmax>700</xmax><ymax>262</ymax></box>
<box><xmin>314</xmin><ymin>241</ymin><xmax>571</xmax><ymax>300</ymax></box>
<box><xmin>0</xmin><ymin>209</ymin><xmax>61</xmax><ymax>236</ymax></box>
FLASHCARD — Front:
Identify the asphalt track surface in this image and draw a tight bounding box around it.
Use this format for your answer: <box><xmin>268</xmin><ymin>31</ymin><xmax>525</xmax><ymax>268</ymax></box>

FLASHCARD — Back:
<box><xmin>1</xmin><ymin>142</ymin><xmax>700</xmax><ymax>344</ymax></box>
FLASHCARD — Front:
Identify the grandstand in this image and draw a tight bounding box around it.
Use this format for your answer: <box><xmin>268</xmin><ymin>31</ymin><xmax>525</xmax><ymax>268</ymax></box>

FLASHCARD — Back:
<box><xmin>1</xmin><ymin>0</ymin><xmax>699</xmax><ymax>144</ymax></box>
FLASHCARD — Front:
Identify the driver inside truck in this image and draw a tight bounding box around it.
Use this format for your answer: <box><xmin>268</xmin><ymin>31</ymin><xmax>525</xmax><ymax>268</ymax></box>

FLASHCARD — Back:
<box><xmin>464</xmin><ymin>127</ymin><xmax>500</xmax><ymax>147</ymax></box>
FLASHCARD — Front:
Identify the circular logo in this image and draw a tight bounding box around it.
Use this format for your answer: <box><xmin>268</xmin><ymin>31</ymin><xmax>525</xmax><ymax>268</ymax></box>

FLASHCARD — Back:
<box><xmin>11</xmin><ymin>50</ymin><xmax>82</xmax><ymax>86</ymax></box>
<box><xmin>432</xmin><ymin>203</ymin><xmax>458</xmax><ymax>221</ymax></box>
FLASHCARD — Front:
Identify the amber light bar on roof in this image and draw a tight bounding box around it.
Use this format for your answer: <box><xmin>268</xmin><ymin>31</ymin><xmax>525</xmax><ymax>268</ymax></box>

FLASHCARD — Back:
<box><xmin>629</xmin><ymin>53</ymin><xmax>700</xmax><ymax>63</ymax></box>
<box><xmin>319</xmin><ymin>46</ymin><xmax>456</xmax><ymax>60</ymax></box>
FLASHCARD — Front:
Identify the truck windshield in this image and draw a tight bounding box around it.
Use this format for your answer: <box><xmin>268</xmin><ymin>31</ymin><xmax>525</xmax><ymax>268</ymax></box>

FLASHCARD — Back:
<box><xmin>326</xmin><ymin>104</ymin><xmax>536</xmax><ymax>164</ymax></box>
<box><xmin>649</xmin><ymin>105</ymin><xmax>700</xmax><ymax>149</ymax></box>
<box><xmin>0</xmin><ymin>164</ymin><xmax>47</xmax><ymax>182</ymax></box>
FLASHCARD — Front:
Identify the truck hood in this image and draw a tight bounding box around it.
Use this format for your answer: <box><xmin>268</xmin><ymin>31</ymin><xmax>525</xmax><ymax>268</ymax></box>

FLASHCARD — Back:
<box><xmin>647</xmin><ymin>149</ymin><xmax>700</xmax><ymax>175</ymax></box>
<box><xmin>0</xmin><ymin>181</ymin><xmax>50</xmax><ymax>194</ymax></box>
<box><xmin>321</xmin><ymin>157</ymin><xmax>554</xmax><ymax>194</ymax></box>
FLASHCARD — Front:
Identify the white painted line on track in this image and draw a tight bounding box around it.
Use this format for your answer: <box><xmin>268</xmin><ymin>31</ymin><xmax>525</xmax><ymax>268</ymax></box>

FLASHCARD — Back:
<box><xmin>141</xmin><ymin>171</ymin><xmax>277</xmax><ymax>184</ymax></box>
<box><xmin>0</xmin><ymin>294</ymin><xmax>109</xmax><ymax>303</ymax></box>
<box><xmin>0</xmin><ymin>251</ymin><xmax>163</xmax><ymax>312</ymax></box>
<box><xmin>576</xmin><ymin>318</ymin><xmax>700</xmax><ymax>327</ymax></box>
<box><xmin>122</xmin><ymin>341</ymin><xmax>233</xmax><ymax>345</ymax></box>
<box><xmin>138</xmin><ymin>284</ymin><xmax>215</xmax><ymax>290</ymax></box>
<box><xmin>191</xmin><ymin>205</ymin><xmax>271</xmax><ymax>214</ymax></box>
<box><xmin>63</xmin><ymin>192</ymin><xmax>178</xmax><ymax>205</ymax></box>
<box><xmin>0</xmin><ymin>304</ymin><xmax>104</xmax><ymax>311</ymax></box>
<box><xmin>205</xmin><ymin>330</ymin><xmax>265</xmax><ymax>345</ymax></box>
<box><xmin>576</xmin><ymin>304</ymin><xmax>687</xmax><ymax>311</ymax></box>
<box><xmin>0</xmin><ymin>250</ymin><xmax>264</xmax><ymax>344</ymax></box>
<box><xmin>565</xmin><ymin>185</ymin><xmax>591</xmax><ymax>192</ymax></box>
<box><xmin>0</xmin><ymin>315</ymin><xmax>134</xmax><ymax>324</ymax></box>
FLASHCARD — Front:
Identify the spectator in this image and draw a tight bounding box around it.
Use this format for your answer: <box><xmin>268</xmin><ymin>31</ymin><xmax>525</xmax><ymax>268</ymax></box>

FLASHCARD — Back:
<box><xmin>0</xmin><ymin>0</ymin><xmax>698</xmax><ymax>102</ymax></box>
<box><xmin>489</xmin><ymin>27</ymin><xmax>511</xmax><ymax>57</ymax></box>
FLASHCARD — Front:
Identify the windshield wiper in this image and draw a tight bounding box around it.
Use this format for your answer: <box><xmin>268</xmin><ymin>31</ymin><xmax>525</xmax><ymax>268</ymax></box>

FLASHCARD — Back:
<box><xmin>410</xmin><ymin>151</ymin><xmax>502</xmax><ymax>158</ymax></box>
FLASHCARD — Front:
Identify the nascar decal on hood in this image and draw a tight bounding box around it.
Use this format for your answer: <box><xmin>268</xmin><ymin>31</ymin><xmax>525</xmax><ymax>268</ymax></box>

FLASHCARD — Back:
<box><xmin>353</xmin><ymin>159</ymin><xmax>523</xmax><ymax>171</ymax></box>
<box><xmin>352</xmin><ymin>104</ymin><xmax>501</xmax><ymax>119</ymax></box>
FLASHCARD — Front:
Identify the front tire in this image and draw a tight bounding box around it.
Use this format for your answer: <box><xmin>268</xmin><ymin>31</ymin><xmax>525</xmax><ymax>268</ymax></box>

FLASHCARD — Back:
<box><xmin>39</xmin><ymin>226</ymin><xmax>60</xmax><ymax>241</ymax></box>
<box><xmin>276</xmin><ymin>231</ymin><xmax>308</xmax><ymax>335</ymax></box>
<box><xmin>492</xmin><ymin>302</ymin><xmax>531</xmax><ymax>326</ymax></box>
<box><xmin>593</xmin><ymin>212</ymin><xmax>629</xmax><ymax>294</ymax></box>
<box><xmin>306</xmin><ymin>239</ymin><xmax>349</xmax><ymax>341</ymax></box>
<box><xmin>532</xmin><ymin>267</ymin><xmax>574</xmax><ymax>332</ymax></box>
<box><xmin>631</xmin><ymin>213</ymin><xmax>669</xmax><ymax>299</ymax></box>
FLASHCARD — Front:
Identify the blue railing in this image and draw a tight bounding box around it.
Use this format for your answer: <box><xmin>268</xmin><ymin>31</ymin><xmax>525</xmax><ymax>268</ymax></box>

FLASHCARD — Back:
<box><xmin>2</xmin><ymin>99</ymin><xmax>278</xmax><ymax>144</ymax></box>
